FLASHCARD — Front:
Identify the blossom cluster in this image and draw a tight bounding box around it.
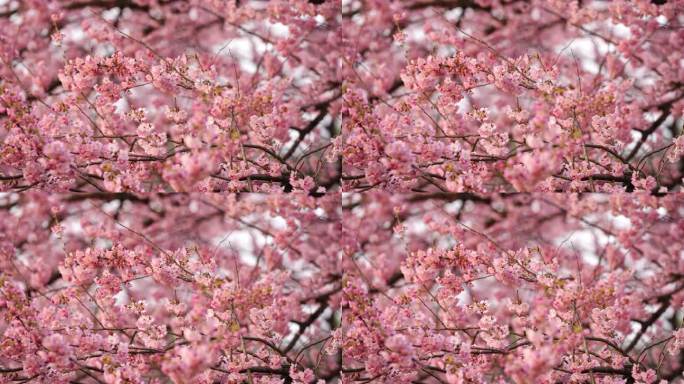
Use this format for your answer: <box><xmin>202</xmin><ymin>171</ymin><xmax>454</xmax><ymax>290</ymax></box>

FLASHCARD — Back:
<box><xmin>342</xmin><ymin>0</ymin><xmax>684</xmax><ymax>193</ymax></box>
<box><xmin>0</xmin><ymin>192</ymin><xmax>341</xmax><ymax>383</ymax></box>
<box><xmin>2</xmin><ymin>0</ymin><xmax>684</xmax><ymax>383</ymax></box>
<box><xmin>342</xmin><ymin>192</ymin><xmax>684</xmax><ymax>383</ymax></box>
<box><xmin>1</xmin><ymin>1</ymin><xmax>341</xmax><ymax>193</ymax></box>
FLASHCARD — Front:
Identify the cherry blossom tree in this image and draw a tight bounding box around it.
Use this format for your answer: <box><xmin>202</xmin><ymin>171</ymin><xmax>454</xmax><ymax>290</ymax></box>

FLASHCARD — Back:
<box><xmin>342</xmin><ymin>192</ymin><xmax>684</xmax><ymax>383</ymax></box>
<box><xmin>342</xmin><ymin>0</ymin><xmax>684</xmax><ymax>193</ymax></box>
<box><xmin>6</xmin><ymin>0</ymin><xmax>684</xmax><ymax>383</ymax></box>
<box><xmin>0</xmin><ymin>0</ymin><xmax>341</xmax><ymax>193</ymax></box>
<box><xmin>0</xmin><ymin>192</ymin><xmax>341</xmax><ymax>383</ymax></box>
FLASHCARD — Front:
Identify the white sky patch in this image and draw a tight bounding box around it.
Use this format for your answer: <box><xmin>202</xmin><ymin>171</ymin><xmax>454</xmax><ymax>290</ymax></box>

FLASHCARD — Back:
<box><xmin>101</xmin><ymin>200</ymin><xmax>121</xmax><ymax>214</ymax></box>
<box><xmin>211</xmin><ymin>228</ymin><xmax>263</xmax><ymax>267</ymax></box>
<box><xmin>114</xmin><ymin>288</ymin><xmax>128</xmax><ymax>306</ymax></box>
<box><xmin>405</xmin><ymin>23</ymin><xmax>427</xmax><ymax>45</ymax></box>
<box><xmin>444</xmin><ymin>200</ymin><xmax>464</xmax><ymax>215</ymax></box>
<box><xmin>266</xmin><ymin>21</ymin><xmax>290</xmax><ymax>38</ymax></box>
<box><xmin>114</xmin><ymin>97</ymin><xmax>129</xmax><ymax>114</ymax></box>
<box><xmin>405</xmin><ymin>217</ymin><xmax>429</xmax><ymax>237</ymax></box>
<box><xmin>209</xmin><ymin>214</ymin><xmax>285</xmax><ymax>268</ymax></box>
<box><xmin>562</xmin><ymin>37</ymin><xmax>604</xmax><ymax>74</ymax></box>
<box><xmin>102</xmin><ymin>7</ymin><xmax>120</xmax><ymax>22</ymax></box>
<box><xmin>610</xmin><ymin>214</ymin><xmax>632</xmax><ymax>230</ymax></box>
<box><xmin>211</xmin><ymin>37</ymin><xmax>263</xmax><ymax>74</ymax></box>
<box><xmin>657</xmin><ymin>206</ymin><xmax>668</xmax><ymax>218</ymax></box>
<box><xmin>554</xmin><ymin>228</ymin><xmax>604</xmax><ymax>266</ymax></box>
<box><xmin>68</xmin><ymin>25</ymin><xmax>86</xmax><ymax>42</ymax></box>
<box><xmin>313</xmin><ymin>207</ymin><xmax>326</xmax><ymax>218</ymax></box>
<box><xmin>444</xmin><ymin>8</ymin><xmax>465</xmax><ymax>23</ymax></box>
<box><xmin>270</xmin><ymin>215</ymin><xmax>288</xmax><ymax>231</ymax></box>
<box><xmin>610</xmin><ymin>23</ymin><xmax>632</xmax><ymax>39</ymax></box>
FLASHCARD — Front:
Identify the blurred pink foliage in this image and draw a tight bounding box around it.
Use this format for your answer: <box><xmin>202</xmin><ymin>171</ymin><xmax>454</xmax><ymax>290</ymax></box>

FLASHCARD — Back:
<box><xmin>3</xmin><ymin>0</ymin><xmax>684</xmax><ymax>383</ymax></box>
<box><xmin>0</xmin><ymin>192</ymin><xmax>341</xmax><ymax>383</ymax></box>
<box><xmin>342</xmin><ymin>0</ymin><xmax>684</xmax><ymax>193</ymax></box>
<box><xmin>0</xmin><ymin>0</ymin><xmax>341</xmax><ymax>193</ymax></box>
<box><xmin>342</xmin><ymin>192</ymin><xmax>684</xmax><ymax>383</ymax></box>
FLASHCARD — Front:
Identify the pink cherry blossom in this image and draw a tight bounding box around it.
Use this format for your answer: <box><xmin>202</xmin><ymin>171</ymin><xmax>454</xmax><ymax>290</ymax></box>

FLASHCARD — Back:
<box><xmin>342</xmin><ymin>0</ymin><xmax>684</xmax><ymax>193</ymax></box>
<box><xmin>4</xmin><ymin>1</ymin><xmax>684</xmax><ymax>383</ymax></box>
<box><xmin>1</xmin><ymin>0</ymin><xmax>340</xmax><ymax>193</ymax></box>
<box><xmin>0</xmin><ymin>192</ymin><xmax>341</xmax><ymax>383</ymax></box>
<box><xmin>343</xmin><ymin>192</ymin><xmax>684</xmax><ymax>383</ymax></box>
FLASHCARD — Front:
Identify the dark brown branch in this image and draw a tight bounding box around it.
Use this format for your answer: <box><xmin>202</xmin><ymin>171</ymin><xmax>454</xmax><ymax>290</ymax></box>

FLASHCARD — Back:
<box><xmin>625</xmin><ymin>299</ymin><xmax>670</xmax><ymax>353</ymax></box>
<box><xmin>283</xmin><ymin>109</ymin><xmax>328</xmax><ymax>160</ymax></box>
<box><xmin>284</xmin><ymin>304</ymin><xmax>328</xmax><ymax>354</ymax></box>
<box><xmin>626</xmin><ymin>109</ymin><xmax>671</xmax><ymax>162</ymax></box>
